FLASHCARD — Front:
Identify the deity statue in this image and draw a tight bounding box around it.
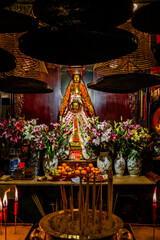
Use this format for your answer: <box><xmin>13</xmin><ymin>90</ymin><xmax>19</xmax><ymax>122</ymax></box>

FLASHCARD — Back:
<box><xmin>59</xmin><ymin>67</ymin><xmax>95</xmax><ymax>160</ymax></box>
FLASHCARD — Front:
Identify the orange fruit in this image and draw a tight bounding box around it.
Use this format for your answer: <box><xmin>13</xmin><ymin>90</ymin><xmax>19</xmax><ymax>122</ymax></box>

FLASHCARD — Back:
<box><xmin>96</xmin><ymin>170</ymin><xmax>101</xmax><ymax>174</ymax></box>
<box><xmin>94</xmin><ymin>168</ymin><xmax>98</xmax><ymax>171</ymax></box>
<box><xmin>58</xmin><ymin>166</ymin><xmax>62</xmax><ymax>169</ymax></box>
<box><xmin>58</xmin><ymin>169</ymin><xmax>62</xmax><ymax>174</ymax></box>
<box><xmin>81</xmin><ymin>170</ymin><xmax>87</xmax><ymax>175</ymax></box>
<box><xmin>75</xmin><ymin>170</ymin><xmax>80</xmax><ymax>175</ymax></box>
<box><xmin>89</xmin><ymin>163</ymin><xmax>93</xmax><ymax>168</ymax></box>
<box><xmin>78</xmin><ymin>167</ymin><xmax>83</xmax><ymax>171</ymax></box>
<box><xmin>65</xmin><ymin>166</ymin><xmax>70</xmax><ymax>171</ymax></box>
<box><xmin>61</xmin><ymin>163</ymin><xmax>67</xmax><ymax>167</ymax></box>
<box><xmin>61</xmin><ymin>169</ymin><xmax>66</xmax><ymax>175</ymax></box>
<box><xmin>91</xmin><ymin>167</ymin><xmax>95</xmax><ymax>172</ymax></box>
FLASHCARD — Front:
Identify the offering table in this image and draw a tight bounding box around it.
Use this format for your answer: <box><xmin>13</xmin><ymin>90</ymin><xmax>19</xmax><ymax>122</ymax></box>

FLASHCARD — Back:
<box><xmin>0</xmin><ymin>175</ymin><xmax>155</xmax><ymax>224</ymax></box>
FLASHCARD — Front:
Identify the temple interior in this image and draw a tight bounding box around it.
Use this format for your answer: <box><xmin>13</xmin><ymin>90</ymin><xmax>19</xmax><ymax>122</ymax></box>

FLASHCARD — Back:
<box><xmin>1</xmin><ymin>0</ymin><xmax>160</xmax><ymax>239</ymax></box>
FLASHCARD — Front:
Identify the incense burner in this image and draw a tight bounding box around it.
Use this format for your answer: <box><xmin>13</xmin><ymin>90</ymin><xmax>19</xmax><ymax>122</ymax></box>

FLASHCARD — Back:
<box><xmin>39</xmin><ymin>209</ymin><xmax>123</xmax><ymax>240</ymax></box>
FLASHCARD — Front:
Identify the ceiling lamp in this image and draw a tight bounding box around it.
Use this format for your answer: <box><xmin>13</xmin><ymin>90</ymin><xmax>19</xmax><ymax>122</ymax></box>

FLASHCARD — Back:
<box><xmin>0</xmin><ymin>76</ymin><xmax>53</xmax><ymax>94</ymax></box>
<box><xmin>33</xmin><ymin>0</ymin><xmax>133</xmax><ymax>32</ymax></box>
<box><xmin>93</xmin><ymin>19</ymin><xmax>156</xmax><ymax>75</ymax></box>
<box><xmin>0</xmin><ymin>48</ymin><xmax>16</xmax><ymax>72</ymax></box>
<box><xmin>0</xmin><ymin>33</ymin><xmax>49</xmax><ymax>82</ymax></box>
<box><xmin>132</xmin><ymin>1</ymin><xmax>160</xmax><ymax>34</ymax></box>
<box><xmin>19</xmin><ymin>27</ymin><xmax>137</xmax><ymax>65</ymax></box>
<box><xmin>87</xmin><ymin>73</ymin><xmax>160</xmax><ymax>93</ymax></box>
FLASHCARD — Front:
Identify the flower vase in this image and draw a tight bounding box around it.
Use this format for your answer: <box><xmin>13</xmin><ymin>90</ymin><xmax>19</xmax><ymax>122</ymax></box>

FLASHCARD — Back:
<box><xmin>44</xmin><ymin>155</ymin><xmax>58</xmax><ymax>176</ymax></box>
<box><xmin>127</xmin><ymin>150</ymin><xmax>142</xmax><ymax>176</ymax></box>
<box><xmin>114</xmin><ymin>152</ymin><xmax>125</xmax><ymax>176</ymax></box>
<box><xmin>97</xmin><ymin>151</ymin><xmax>112</xmax><ymax>174</ymax></box>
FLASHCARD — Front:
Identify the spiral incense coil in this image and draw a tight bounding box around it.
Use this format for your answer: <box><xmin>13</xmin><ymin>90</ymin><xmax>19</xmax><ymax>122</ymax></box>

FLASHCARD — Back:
<box><xmin>0</xmin><ymin>32</ymin><xmax>49</xmax><ymax>82</ymax></box>
<box><xmin>94</xmin><ymin>19</ymin><xmax>156</xmax><ymax>76</ymax></box>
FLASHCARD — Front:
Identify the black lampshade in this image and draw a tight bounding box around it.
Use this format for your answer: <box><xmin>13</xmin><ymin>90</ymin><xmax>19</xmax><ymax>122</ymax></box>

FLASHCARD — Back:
<box><xmin>0</xmin><ymin>9</ymin><xmax>38</xmax><ymax>33</ymax></box>
<box><xmin>0</xmin><ymin>76</ymin><xmax>53</xmax><ymax>94</ymax></box>
<box><xmin>0</xmin><ymin>48</ymin><xmax>16</xmax><ymax>72</ymax></box>
<box><xmin>87</xmin><ymin>73</ymin><xmax>160</xmax><ymax>93</ymax></box>
<box><xmin>132</xmin><ymin>1</ymin><xmax>160</xmax><ymax>34</ymax></box>
<box><xmin>19</xmin><ymin>28</ymin><xmax>138</xmax><ymax>65</ymax></box>
<box><xmin>0</xmin><ymin>0</ymin><xmax>16</xmax><ymax>8</ymax></box>
<box><xmin>33</xmin><ymin>0</ymin><xmax>133</xmax><ymax>32</ymax></box>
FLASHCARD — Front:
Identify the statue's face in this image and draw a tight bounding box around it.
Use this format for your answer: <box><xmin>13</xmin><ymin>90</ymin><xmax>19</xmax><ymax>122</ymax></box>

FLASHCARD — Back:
<box><xmin>71</xmin><ymin>101</ymin><xmax>81</xmax><ymax>112</ymax></box>
<box><xmin>73</xmin><ymin>74</ymin><xmax>80</xmax><ymax>83</ymax></box>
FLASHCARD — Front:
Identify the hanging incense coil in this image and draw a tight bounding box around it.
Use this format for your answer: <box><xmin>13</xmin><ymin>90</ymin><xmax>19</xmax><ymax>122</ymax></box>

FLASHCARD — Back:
<box><xmin>33</xmin><ymin>0</ymin><xmax>133</xmax><ymax>32</ymax></box>
<box><xmin>94</xmin><ymin>19</ymin><xmax>156</xmax><ymax>76</ymax></box>
<box><xmin>19</xmin><ymin>27</ymin><xmax>138</xmax><ymax>65</ymax></box>
<box><xmin>0</xmin><ymin>33</ymin><xmax>49</xmax><ymax>82</ymax></box>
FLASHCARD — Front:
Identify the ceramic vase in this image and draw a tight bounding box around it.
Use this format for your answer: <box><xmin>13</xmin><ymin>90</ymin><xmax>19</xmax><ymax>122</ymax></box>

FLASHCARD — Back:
<box><xmin>127</xmin><ymin>150</ymin><xmax>142</xmax><ymax>176</ymax></box>
<box><xmin>44</xmin><ymin>155</ymin><xmax>58</xmax><ymax>176</ymax></box>
<box><xmin>114</xmin><ymin>152</ymin><xmax>125</xmax><ymax>176</ymax></box>
<box><xmin>97</xmin><ymin>151</ymin><xmax>112</xmax><ymax>174</ymax></box>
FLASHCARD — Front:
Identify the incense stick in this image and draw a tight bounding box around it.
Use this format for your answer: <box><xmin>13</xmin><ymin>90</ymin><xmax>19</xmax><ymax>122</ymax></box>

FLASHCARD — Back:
<box><xmin>79</xmin><ymin>174</ymin><xmax>82</xmax><ymax>231</ymax></box>
<box><xmin>113</xmin><ymin>192</ymin><xmax>118</xmax><ymax>213</ymax></box>
<box><xmin>60</xmin><ymin>185</ymin><xmax>65</xmax><ymax>211</ymax></box>
<box><xmin>107</xmin><ymin>169</ymin><xmax>113</xmax><ymax>218</ymax></box>
<box><xmin>70</xmin><ymin>184</ymin><xmax>74</xmax><ymax>220</ymax></box>
<box><xmin>92</xmin><ymin>173</ymin><xmax>96</xmax><ymax>227</ymax></box>
<box><xmin>99</xmin><ymin>180</ymin><xmax>103</xmax><ymax>233</ymax></box>
<box><xmin>85</xmin><ymin>174</ymin><xmax>89</xmax><ymax>228</ymax></box>
<box><xmin>32</xmin><ymin>194</ymin><xmax>45</xmax><ymax>217</ymax></box>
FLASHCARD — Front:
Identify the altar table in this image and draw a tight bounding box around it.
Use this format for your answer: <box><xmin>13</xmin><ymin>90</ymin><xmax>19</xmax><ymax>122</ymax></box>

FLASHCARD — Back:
<box><xmin>0</xmin><ymin>176</ymin><xmax>155</xmax><ymax>224</ymax></box>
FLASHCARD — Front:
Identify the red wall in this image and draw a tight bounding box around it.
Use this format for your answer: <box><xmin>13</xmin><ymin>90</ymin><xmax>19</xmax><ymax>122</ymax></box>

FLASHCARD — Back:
<box><xmin>22</xmin><ymin>64</ymin><xmax>61</xmax><ymax>124</ymax></box>
<box><xmin>22</xmin><ymin>66</ymin><xmax>131</xmax><ymax>124</ymax></box>
<box><xmin>93</xmin><ymin>72</ymin><xmax>131</xmax><ymax>122</ymax></box>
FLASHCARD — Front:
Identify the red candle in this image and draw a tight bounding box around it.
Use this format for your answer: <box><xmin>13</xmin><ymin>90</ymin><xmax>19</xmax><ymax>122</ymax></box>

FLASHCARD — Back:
<box><xmin>3</xmin><ymin>188</ymin><xmax>10</xmax><ymax>223</ymax></box>
<box><xmin>0</xmin><ymin>198</ymin><xmax>2</xmax><ymax>221</ymax></box>
<box><xmin>3</xmin><ymin>192</ymin><xmax>8</xmax><ymax>223</ymax></box>
<box><xmin>14</xmin><ymin>187</ymin><xmax>18</xmax><ymax>216</ymax></box>
<box><xmin>153</xmin><ymin>187</ymin><xmax>157</xmax><ymax>224</ymax></box>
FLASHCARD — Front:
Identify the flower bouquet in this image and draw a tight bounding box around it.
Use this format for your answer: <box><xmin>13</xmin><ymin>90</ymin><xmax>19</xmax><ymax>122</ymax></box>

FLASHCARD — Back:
<box><xmin>111</xmin><ymin>118</ymin><xmax>151</xmax><ymax>159</ymax></box>
<box><xmin>0</xmin><ymin>118</ymin><xmax>24</xmax><ymax>152</ymax></box>
<box><xmin>49</xmin><ymin>121</ymin><xmax>73</xmax><ymax>159</ymax></box>
<box><xmin>83</xmin><ymin>117</ymin><xmax>113</xmax><ymax>157</ymax></box>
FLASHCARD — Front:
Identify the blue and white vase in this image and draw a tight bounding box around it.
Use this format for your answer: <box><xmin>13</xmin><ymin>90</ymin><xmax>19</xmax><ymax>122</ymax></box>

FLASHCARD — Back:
<box><xmin>114</xmin><ymin>152</ymin><xmax>125</xmax><ymax>176</ymax></box>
